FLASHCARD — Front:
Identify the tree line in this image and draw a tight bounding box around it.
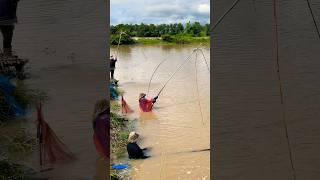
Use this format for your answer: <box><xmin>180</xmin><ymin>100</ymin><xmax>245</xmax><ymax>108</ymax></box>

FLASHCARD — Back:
<box><xmin>111</xmin><ymin>22</ymin><xmax>210</xmax><ymax>37</ymax></box>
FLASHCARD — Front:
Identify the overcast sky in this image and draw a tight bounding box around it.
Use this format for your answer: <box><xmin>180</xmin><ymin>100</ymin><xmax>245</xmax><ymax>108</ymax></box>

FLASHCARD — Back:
<box><xmin>110</xmin><ymin>0</ymin><xmax>210</xmax><ymax>25</ymax></box>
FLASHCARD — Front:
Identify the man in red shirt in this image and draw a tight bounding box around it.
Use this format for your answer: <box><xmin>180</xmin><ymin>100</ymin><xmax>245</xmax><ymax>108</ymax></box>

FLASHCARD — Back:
<box><xmin>139</xmin><ymin>93</ymin><xmax>158</xmax><ymax>112</ymax></box>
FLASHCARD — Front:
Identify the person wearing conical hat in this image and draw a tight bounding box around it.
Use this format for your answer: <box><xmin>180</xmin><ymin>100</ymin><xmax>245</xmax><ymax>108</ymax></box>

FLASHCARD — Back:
<box><xmin>139</xmin><ymin>93</ymin><xmax>158</xmax><ymax>112</ymax></box>
<box><xmin>127</xmin><ymin>131</ymin><xmax>149</xmax><ymax>159</ymax></box>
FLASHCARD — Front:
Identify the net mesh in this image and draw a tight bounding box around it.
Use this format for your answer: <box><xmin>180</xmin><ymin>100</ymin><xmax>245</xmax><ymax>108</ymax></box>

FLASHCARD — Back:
<box><xmin>36</xmin><ymin>103</ymin><xmax>75</xmax><ymax>165</ymax></box>
<box><xmin>121</xmin><ymin>96</ymin><xmax>133</xmax><ymax>114</ymax></box>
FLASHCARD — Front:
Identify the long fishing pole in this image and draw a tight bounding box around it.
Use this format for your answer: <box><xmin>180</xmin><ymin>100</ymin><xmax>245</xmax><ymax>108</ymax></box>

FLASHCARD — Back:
<box><xmin>306</xmin><ymin>0</ymin><xmax>320</xmax><ymax>39</ymax></box>
<box><xmin>156</xmin><ymin>50</ymin><xmax>196</xmax><ymax>97</ymax></box>
<box><xmin>148</xmin><ymin>46</ymin><xmax>205</xmax><ymax>96</ymax></box>
<box><xmin>194</xmin><ymin>50</ymin><xmax>205</xmax><ymax>125</ymax></box>
<box><xmin>115</xmin><ymin>31</ymin><xmax>124</xmax><ymax>58</ymax></box>
<box><xmin>151</xmin><ymin>148</ymin><xmax>210</xmax><ymax>157</ymax></box>
<box><xmin>211</xmin><ymin>0</ymin><xmax>241</xmax><ymax>32</ymax></box>
<box><xmin>273</xmin><ymin>0</ymin><xmax>296</xmax><ymax>179</ymax></box>
<box><xmin>36</xmin><ymin>102</ymin><xmax>43</xmax><ymax>168</ymax></box>
<box><xmin>141</xmin><ymin>48</ymin><xmax>148</xmax><ymax>61</ymax></box>
<box><xmin>146</xmin><ymin>55</ymin><xmax>170</xmax><ymax>95</ymax></box>
<box><xmin>198</xmin><ymin>48</ymin><xmax>211</xmax><ymax>72</ymax></box>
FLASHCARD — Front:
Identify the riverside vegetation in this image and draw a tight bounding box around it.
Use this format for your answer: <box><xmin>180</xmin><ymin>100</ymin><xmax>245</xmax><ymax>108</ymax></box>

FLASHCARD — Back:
<box><xmin>110</xmin><ymin>87</ymin><xmax>134</xmax><ymax>180</ymax></box>
<box><xmin>110</xmin><ymin>21</ymin><xmax>210</xmax><ymax>45</ymax></box>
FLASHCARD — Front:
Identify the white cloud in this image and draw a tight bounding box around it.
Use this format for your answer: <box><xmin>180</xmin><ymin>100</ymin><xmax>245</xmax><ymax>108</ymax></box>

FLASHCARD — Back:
<box><xmin>110</xmin><ymin>0</ymin><xmax>210</xmax><ymax>25</ymax></box>
<box><xmin>198</xmin><ymin>3</ymin><xmax>210</xmax><ymax>15</ymax></box>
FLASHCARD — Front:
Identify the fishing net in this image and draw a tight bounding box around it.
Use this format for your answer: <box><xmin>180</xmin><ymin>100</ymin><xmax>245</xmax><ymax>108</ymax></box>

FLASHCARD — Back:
<box><xmin>0</xmin><ymin>75</ymin><xmax>25</xmax><ymax>121</ymax></box>
<box><xmin>36</xmin><ymin>103</ymin><xmax>75</xmax><ymax>165</ymax></box>
<box><xmin>121</xmin><ymin>96</ymin><xmax>133</xmax><ymax>114</ymax></box>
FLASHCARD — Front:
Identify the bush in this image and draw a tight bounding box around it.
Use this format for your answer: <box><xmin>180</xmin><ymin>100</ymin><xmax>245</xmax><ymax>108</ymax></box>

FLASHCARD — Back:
<box><xmin>161</xmin><ymin>34</ymin><xmax>174</xmax><ymax>42</ymax></box>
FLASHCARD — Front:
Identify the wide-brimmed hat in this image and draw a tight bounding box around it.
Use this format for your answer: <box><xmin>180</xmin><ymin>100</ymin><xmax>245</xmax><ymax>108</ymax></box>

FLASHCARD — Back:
<box><xmin>139</xmin><ymin>93</ymin><xmax>146</xmax><ymax>99</ymax></box>
<box><xmin>128</xmin><ymin>131</ymin><xmax>139</xmax><ymax>143</ymax></box>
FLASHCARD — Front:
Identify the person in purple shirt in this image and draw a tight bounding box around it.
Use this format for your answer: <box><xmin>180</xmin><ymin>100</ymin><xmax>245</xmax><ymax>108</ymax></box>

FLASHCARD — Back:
<box><xmin>92</xmin><ymin>99</ymin><xmax>109</xmax><ymax>159</ymax></box>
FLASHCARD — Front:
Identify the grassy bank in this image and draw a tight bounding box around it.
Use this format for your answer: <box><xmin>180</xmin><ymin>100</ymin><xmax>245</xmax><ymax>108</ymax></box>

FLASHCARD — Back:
<box><xmin>0</xmin><ymin>77</ymin><xmax>48</xmax><ymax>179</ymax></box>
<box><xmin>110</xmin><ymin>34</ymin><xmax>210</xmax><ymax>46</ymax></box>
<box><xmin>0</xmin><ymin>122</ymin><xmax>39</xmax><ymax>179</ymax></box>
<box><xmin>110</xmin><ymin>98</ymin><xmax>134</xmax><ymax>180</ymax></box>
<box><xmin>135</xmin><ymin>36</ymin><xmax>210</xmax><ymax>45</ymax></box>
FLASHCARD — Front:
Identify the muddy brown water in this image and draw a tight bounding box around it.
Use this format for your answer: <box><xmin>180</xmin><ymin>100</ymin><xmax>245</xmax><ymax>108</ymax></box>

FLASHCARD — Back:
<box><xmin>10</xmin><ymin>0</ymin><xmax>107</xmax><ymax>179</ymax></box>
<box><xmin>111</xmin><ymin>44</ymin><xmax>210</xmax><ymax>180</ymax></box>
<box><xmin>213</xmin><ymin>1</ymin><xmax>320</xmax><ymax>180</ymax></box>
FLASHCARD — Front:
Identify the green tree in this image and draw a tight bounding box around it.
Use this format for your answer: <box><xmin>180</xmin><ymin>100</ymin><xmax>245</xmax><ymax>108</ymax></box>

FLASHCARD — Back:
<box><xmin>190</xmin><ymin>22</ymin><xmax>202</xmax><ymax>37</ymax></box>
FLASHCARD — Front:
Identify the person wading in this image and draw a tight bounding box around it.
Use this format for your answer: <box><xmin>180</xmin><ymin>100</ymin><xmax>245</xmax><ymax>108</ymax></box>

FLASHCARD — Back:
<box><xmin>110</xmin><ymin>55</ymin><xmax>117</xmax><ymax>80</ymax></box>
<box><xmin>139</xmin><ymin>93</ymin><xmax>158</xmax><ymax>112</ymax></box>
<box><xmin>0</xmin><ymin>0</ymin><xmax>19</xmax><ymax>56</ymax></box>
<box><xmin>127</xmin><ymin>131</ymin><xmax>150</xmax><ymax>159</ymax></box>
<box><xmin>92</xmin><ymin>99</ymin><xmax>110</xmax><ymax>160</ymax></box>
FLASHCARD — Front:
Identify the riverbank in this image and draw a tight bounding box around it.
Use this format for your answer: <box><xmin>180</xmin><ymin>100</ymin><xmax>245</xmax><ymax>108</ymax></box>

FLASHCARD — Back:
<box><xmin>110</xmin><ymin>87</ymin><xmax>134</xmax><ymax>180</ymax></box>
<box><xmin>0</xmin><ymin>75</ymin><xmax>47</xmax><ymax>179</ymax></box>
<box><xmin>111</xmin><ymin>35</ymin><xmax>210</xmax><ymax>46</ymax></box>
<box><xmin>134</xmin><ymin>36</ymin><xmax>210</xmax><ymax>45</ymax></box>
<box><xmin>0</xmin><ymin>122</ymin><xmax>41</xmax><ymax>179</ymax></box>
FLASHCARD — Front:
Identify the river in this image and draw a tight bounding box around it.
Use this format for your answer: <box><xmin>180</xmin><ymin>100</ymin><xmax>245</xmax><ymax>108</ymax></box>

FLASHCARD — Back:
<box><xmin>213</xmin><ymin>1</ymin><xmax>320</xmax><ymax>180</ymax></box>
<box><xmin>111</xmin><ymin>44</ymin><xmax>210</xmax><ymax>180</ymax></box>
<box><xmin>13</xmin><ymin>0</ymin><xmax>107</xmax><ymax>179</ymax></box>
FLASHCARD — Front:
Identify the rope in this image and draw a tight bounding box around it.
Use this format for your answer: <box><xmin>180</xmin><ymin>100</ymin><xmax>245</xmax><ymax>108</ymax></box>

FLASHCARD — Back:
<box><xmin>211</xmin><ymin>0</ymin><xmax>241</xmax><ymax>32</ymax></box>
<box><xmin>198</xmin><ymin>48</ymin><xmax>211</xmax><ymax>71</ymax></box>
<box><xmin>194</xmin><ymin>51</ymin><xmax>205</xmax><ymax>125</ymax></box>
<box><xmin>156</xmin><ymin>50</ymin><xmax>195</xmax><ymax>97</ymax></box>
<box><xmin>273</xmin><ymin>1</ymin><xmax>296</xmax><ymax>179</ymax></box>
<box><xmin>141</xmin><ymin>48</ymin><xmax>148</xmax><ymax>61</ymax></box>
<box><xmin>147</xmin><ymin>55</ymin><xmax>170</xmax><ymax>95</ymax></box>
<box><xmin>306</xmin><ymin>0</ymin><xmax>320</xmax><ymax>39</ymax></box>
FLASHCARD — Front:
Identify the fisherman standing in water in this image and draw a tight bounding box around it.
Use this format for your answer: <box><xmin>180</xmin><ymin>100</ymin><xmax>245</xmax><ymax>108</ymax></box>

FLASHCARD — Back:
<box><xmin>110</xmin><ymin>55</ymin><xmax>117</xmax><ymax>80</ymax></box>
<box><xmin>0</xmin><ymin>0</ymin><xmax>19</xmax><ymax>56</ymax></box>
<box><xmin>139</xmin><ymin>93</ymin><xmax>158</xmax><ymax>112</ymax></box>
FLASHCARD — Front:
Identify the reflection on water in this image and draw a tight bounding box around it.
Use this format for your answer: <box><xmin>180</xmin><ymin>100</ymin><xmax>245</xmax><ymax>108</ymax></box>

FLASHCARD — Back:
<box><xmin>112</xmin><ymin>44</ymin><xmax>210</xmax><ymax>179</ymax></box>
<box><xmin>14</xmin><ymin>0</ymin><xmax>107</xmax><ymax>179</ymax></box>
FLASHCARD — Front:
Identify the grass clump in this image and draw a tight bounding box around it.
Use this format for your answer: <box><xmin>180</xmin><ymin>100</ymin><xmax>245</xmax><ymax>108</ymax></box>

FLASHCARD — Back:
<box><xmin>110</xmin><ymin>111</ymin><xmax>129</xmax><ymax>158</ymax></box>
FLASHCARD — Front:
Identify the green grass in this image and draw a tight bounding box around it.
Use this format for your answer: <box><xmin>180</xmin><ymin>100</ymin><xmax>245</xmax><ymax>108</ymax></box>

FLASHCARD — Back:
<box><xmin>110</xmin><ymin>101</ymin><xmax>133</xmax><ymax>159</ymax></box>
<box><xmin>110</xmin><ymin>98</ymin><xmax>135</xmax><ymax>180</ymax></box>
<box><xmin>135</xmin><ymin>38</ymin><xmax>166</xmax><ymax>45</ymax></box>
<box><xmin>111</xmin><ymin>35</ymin><xmax>210</xmax><ymax>45</ymax></box>
<box><xmin>137</xmin><ymin>35</ymin><xmax>210</xmax><ymax>45</ymax></box>
<box><xmin>0</xmin><ymin>123</ymin><xmax>36</xmax><ymax>160</ymax></box>
<box><xmin>0</xmin><ymin>122</ymin><xmax>38</xmax><ymax>179</ymax></box>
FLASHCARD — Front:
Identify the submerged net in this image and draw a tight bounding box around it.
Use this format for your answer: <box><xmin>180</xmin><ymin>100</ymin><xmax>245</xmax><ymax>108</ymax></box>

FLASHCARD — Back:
<box><xmin>121</xmin><ymin>96</ymin><xmax>133</xmax><ymax>114</ymax></box>
<box><xmin>36</xmin><ymin>103</ymin><xmax>75</xmax><ymax>165</ymax></box>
